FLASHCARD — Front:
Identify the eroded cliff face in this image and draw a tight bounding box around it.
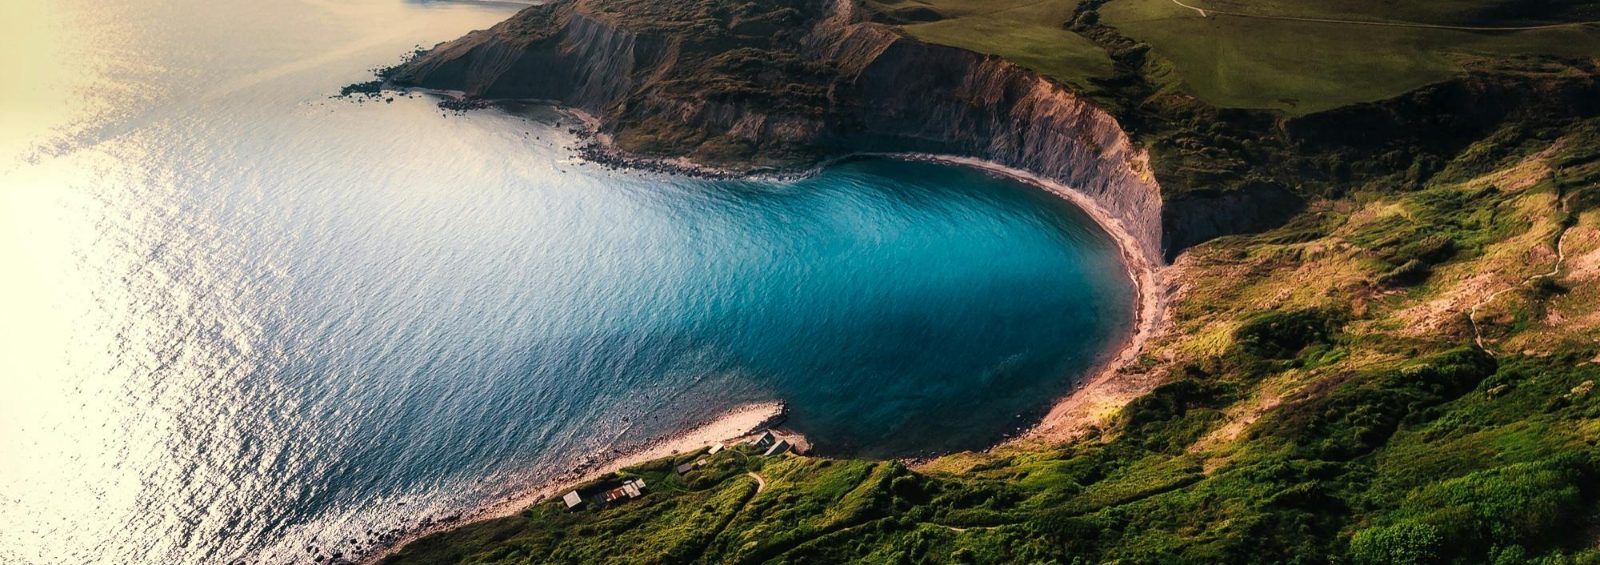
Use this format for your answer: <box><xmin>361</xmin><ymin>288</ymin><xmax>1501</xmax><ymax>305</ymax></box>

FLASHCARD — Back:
<box><xmin>825</xmin><ymin>31</ymin><xmax>1167</xmax><ymax>262</ymax></box>
<box><xmin>393</xmin><ymin>7</ymin><xmax>654</xmax><ymax>109</ymax></box>
<box><xmin>389</xmin><ymin>0</ymin><xmax>1228</xmax><ymax>264</ymax></box>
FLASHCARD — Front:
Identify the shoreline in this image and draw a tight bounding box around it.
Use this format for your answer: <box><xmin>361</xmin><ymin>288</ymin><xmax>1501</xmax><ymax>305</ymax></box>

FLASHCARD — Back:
<box><xmin>535</xmin><ymin>106</ymin><xmax>1170</xmax><ymax>440</ymax></box>
<box><xmin>360</xmin><ymin>401</ymin><xmax>789</xmax><ymax>564</ymax></box>
<box><xmin>844</xmin><ymin>154</ymin><xmax>1164</xmax><ymax>444</ymax></box>
<box><xmin>555</xmin><ymin>104</ymin><xmax>1168</xmax><ymax>442</ymax></box>
<box><xmin>364</xmin><ymin>96</ymin><xmax>1165</xmax><ymax>561</ymax></box>
<box><xmin>923</xmin><ymin>157</ymin><xmax>1166</xmax><ymax>444</ymax></box>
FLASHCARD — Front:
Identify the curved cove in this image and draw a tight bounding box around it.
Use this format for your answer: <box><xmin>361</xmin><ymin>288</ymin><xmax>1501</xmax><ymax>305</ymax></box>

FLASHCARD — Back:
<box><xmin>0</xmin><ymin>0</ymin><xmax>1133</xmax><ymax>562</ymax></box>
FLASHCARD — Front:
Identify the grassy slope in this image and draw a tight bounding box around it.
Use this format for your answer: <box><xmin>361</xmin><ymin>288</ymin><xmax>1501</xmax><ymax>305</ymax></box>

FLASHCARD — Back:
<box><xmin>1170</xmin><ymin>0</ymin><xmax>1600</xmax><ymax>27</ymax></box>
<box><xmin>872</xmin><ymin>0</ymin><xmax>1116</xmax><ymax>91</ymax></box>
<box><xmin>871</xmin><ymin>0</ymin><xmax>1600</xmax><ymax>114</ymax></box>
<box><xmin>1101</xmin><ymin>0</ymin><xmax>1600</xmax><ymax>114</ymax></box>
<box><xmin>386</xmin><ymin>119</ymin><xmax>1600</xmax><ymax>564</ymax></box>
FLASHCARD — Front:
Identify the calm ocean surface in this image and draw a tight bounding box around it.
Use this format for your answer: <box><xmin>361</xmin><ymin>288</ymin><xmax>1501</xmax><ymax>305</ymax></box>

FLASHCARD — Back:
<box><xmin>0</xmin><ymin>0</ymin><xmax>1133</xmax><ymax>562</ymax></box>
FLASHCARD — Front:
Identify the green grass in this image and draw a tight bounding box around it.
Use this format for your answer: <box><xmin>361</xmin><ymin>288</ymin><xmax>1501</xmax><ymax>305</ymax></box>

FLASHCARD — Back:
<box><xmin>867</xmin><ymin>0</ymin><xmax>1117</xmax><ymax>91</ymax></box>
<box><xmin>870</xmin><ymin>0</ymin><xmax>1600</xmax><ymax>115</ymax></box>
<box><xmin>867</xmin><ymin>0</ymin><xmax>1600</xmax><ymax>115</ymax></box>
<box><xmin>1100</xmin><ymin>0</ymin><xmax>1600</xmax><ymax>114</ymax></box>
<box><xmin>1180</xmin><ymin>0</ymin><xmax>1600</xmax><ymax>27</ymax></box>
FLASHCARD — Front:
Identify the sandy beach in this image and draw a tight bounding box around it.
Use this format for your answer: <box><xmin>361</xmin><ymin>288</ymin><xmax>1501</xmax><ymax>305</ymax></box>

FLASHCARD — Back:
<box><xmin>542</xmin><ymin>118</ymin><xmax>1174</xmax><ymax>441</ymax></box>
<box><xmin>912</xmin><ymin>157</ymin><xmax>1168</xmax><ymax>444</ymax></box>
<box><xmin>365</xmin><ymin>104</ymin><xmax>1167</xmax><ymax>562</ymax></box>
<box><xmin>550</xmin><ymin>110</ymin><xmax>1176</xmax><ymax>439</ymax></box>
<box><xmin>360</xmin><ymin>400</ymin><xmax>788</xmax><ymax>564</ymax></box>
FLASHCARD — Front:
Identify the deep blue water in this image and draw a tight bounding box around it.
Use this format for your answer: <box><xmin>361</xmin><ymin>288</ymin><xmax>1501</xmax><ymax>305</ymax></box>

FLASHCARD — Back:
<box><xmin>0</xmin><ymin>0</ymin><xmax>1132</xmax><ymax>562</ymax></box>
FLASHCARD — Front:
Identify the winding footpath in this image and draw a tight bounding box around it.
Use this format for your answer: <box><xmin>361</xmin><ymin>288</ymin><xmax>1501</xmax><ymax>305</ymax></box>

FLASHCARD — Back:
<box><xmin>1168</xmin><ymin>0</ymin><xmax>1600</xmax><ymax>31</ymax></box>
<box><xmin>1468</xmin><ymin>196</ymin><xmax>1572</xmax><ymax>357</ymax></box>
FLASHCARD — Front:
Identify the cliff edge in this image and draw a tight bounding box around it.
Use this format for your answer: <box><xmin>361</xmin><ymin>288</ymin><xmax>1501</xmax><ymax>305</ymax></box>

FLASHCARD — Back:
<box><xmin>388</xmin><ymin>0</ymin><xmax>1600</xmax><ymax>263</ymax></box>
<box><xmin>391</xmin><ymin>0</ymin><xmax>1181</xmax><ymax>262</ymax></box>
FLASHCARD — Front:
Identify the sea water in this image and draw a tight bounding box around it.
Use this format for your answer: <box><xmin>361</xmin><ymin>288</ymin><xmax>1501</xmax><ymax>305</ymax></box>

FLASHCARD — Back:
<box><xmin>0</xmin><ymin>0</ymin><xmax>1133</xmax><ymax>562</ymax></box>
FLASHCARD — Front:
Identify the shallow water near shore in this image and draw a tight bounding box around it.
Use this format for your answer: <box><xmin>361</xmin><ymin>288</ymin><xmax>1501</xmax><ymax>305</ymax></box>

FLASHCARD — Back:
<box><xmin>0</xmin><ymin>0</ymin><xmax>1132</xmax><ymax>562</ymax></box>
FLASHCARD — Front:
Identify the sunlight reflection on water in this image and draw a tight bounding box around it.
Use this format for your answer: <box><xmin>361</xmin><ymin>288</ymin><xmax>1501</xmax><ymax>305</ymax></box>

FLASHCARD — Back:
<box><xmin>0</xmin><ymin>1</ymin><xmax>1132</xmax><ymax>563</ymax></box>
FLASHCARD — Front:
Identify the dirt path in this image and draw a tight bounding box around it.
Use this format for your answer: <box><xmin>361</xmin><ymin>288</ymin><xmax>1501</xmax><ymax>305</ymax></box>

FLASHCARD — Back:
<box><xmin>747</xmin><ymin>472</ymin><xmax>767</xmax><ymax>494</ymax></box>
<box><xmin>1469</xmin><ymin>197</ymin><xmax>1572</xmax><ymax>356</ymax></box>
<box><xmin>935</xmin><ymin>524</ymin><xmax>1003</xmax><ymax>533</ymax></box>
<box><xmin>1169</xmin><ymin>0</ymin><xmax>1600</xmax><ymax>31</ymax></box>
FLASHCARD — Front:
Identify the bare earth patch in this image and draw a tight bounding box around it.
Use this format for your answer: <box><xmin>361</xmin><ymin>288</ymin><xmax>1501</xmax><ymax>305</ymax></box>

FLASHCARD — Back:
<box><xmin>1392</xmin><ymin>271</ymin><xmax>1501</xmax><ymax>336</ymax></box>
<box><xmin>1470</xmin><ymin>139</ymin><xmax>1564</xmax><ymax>192</ymax></box>
<box><xmin>1190</xmin><ymin>383</ymin><xmax>1285</xmax><ymax>456</ymax></box>
<box><xmin>1565</xmin><ymin>225</ymin><xmax>1600</xmax><ymax>282</ymax></box>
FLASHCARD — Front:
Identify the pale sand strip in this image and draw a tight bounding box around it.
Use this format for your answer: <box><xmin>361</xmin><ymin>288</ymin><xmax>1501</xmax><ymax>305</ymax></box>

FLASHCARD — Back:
<box><xmin>362</xmin><ymin>401</ymin><xmax>787</xmax><ymax>563</ymax></box>
<box><xmin>551</xmin><ymin>117</ymin><xmax>1175</xmax><ymax>442</ymax></box>
<box><xmin>898</xmin><ymin>155</ymin><xmax>1168</xmax><ymax>445</ymax></box>
<box><xmin>367</xmin><ymin>105</ymin><xmax>1167</xmax><ymax>562</ymax></box>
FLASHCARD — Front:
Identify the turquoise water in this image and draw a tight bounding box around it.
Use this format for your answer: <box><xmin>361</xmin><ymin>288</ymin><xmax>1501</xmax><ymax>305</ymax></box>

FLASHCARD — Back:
<box><xmin>0</xmin><ymin>0</ymin><xmax>1132</xmax><ymax>562</ymax></box>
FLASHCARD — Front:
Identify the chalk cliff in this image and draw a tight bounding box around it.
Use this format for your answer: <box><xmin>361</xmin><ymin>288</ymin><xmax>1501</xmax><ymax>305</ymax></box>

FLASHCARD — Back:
<box><xmin>391</xmin><ymin>0</ymin><xmax>1289</xmax><ymax>263</ymax></box>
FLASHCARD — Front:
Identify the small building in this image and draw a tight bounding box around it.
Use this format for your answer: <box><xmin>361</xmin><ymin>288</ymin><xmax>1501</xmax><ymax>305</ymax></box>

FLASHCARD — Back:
<box><xmin>601</xmin><ymin>478</ymin><xmax>647</xmax><ymax>503</ymax></box>
<box><xmin>708</xmin><ymin>443</ymin><xmax>724</xmax><ymax>455</ymax></box>
<box><xmin>749</xmin><ymin>431</ymin><xmax>775</xmax><ymax>450</ymax></box>
<box><xmin>763</xmin><ymin>440</ymin><xmax>790</xmax><ymax>457</ymax></box>
<box><xmin>675</xmin><ymin>458</ymin><xmax>709</xmax><ymax>474</ymax></box>
<box><xmin>562</xmin><ymin>490</ymin><xmax>584</xmax><ymax>509</ymax></box>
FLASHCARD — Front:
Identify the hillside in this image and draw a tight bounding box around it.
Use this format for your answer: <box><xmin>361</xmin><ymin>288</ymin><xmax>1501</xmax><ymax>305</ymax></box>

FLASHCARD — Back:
<box><xmin>874</xmin><ymin>0</ymin><xmax>1600</xmax><ymax>114</ymax></box>
<box><xmin>384</xmin><ymin>117</ymin><xmax>1600</xmax><ymax>563</ymax></box>
<box><xmin>376</xmin><ymin>0</ymin><xmax>1600</xmax><ymax>562</ymax></box>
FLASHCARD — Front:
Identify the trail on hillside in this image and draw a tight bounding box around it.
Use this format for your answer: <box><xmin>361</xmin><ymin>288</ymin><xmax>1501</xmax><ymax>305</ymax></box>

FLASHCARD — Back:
<box><xmin>1469</xmin><ymin>195</ymin><xmax>1572</xmax><ymax>356</ymax></box>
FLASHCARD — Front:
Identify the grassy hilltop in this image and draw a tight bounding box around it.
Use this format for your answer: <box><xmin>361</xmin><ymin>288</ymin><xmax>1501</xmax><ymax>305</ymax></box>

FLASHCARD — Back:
<box><xmin>383</xmin><ymin>0</ymin><xmax>1600</xmax><ymax>562</ymax></box>
<box><xmin>873</xmin><ymin>0</ymin><xmax>1600</xmax><ymax>114</ymax></box>
<box><xmin>866</xmin><ymin>0</ymin><xmax>1600</xmax><ymax>205</ymax></box>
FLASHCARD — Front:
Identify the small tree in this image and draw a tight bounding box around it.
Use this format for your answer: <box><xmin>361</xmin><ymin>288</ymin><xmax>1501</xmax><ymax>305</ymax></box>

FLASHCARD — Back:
<box><xmin>1350</xmin><ymin>522</ymin><xmax>1443</xmax><ymax>565</ymax></box>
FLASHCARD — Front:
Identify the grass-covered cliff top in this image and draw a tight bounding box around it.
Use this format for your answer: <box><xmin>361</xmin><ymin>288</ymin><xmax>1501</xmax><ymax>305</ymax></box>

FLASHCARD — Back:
<box><xmin>577</xmin><ymin>0</ymin><xmax>813</xmax><ymax>37</ymax></box>
<box><xmin>866</xmin><ymin>0</ymin><xmax>1600</xmax><ymax>204</ymax></box>
<box><xmin>870</xmin><ymin>0</ymin><xmax>1600</xmax><ymax>115</ymax></box>
<box><xmin>386</xmin><ymin>115</ymin><xmax>1600</xmax><ymax>563</ymax></box>
<box><xmin>393</xmin><ymin>0</ymin><xmax>1598</xmax><ymax>205</ymax></box>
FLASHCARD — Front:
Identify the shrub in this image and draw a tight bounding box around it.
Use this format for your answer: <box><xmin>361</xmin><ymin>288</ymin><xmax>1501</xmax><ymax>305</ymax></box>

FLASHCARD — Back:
<box><xmin>1381</xmin><ymin>259</ymin><xmax>1432</xmax><ymax>286</ymax></box>
<box><xmin>1269</xmin><ymin>348</ymin><xmax>1495</xmax><ymax>459</ymax></box>
<box><xmin>1350</xmin><ymin>521</ymin><xmax>1444</xmax><ymax>565</ymax></box>
<box><xmin>1531</xmin><ymin>277</ymin><xmax>1567</xmax><ymax>297</ymax></box>
<box><xmin>1119</xmin><ymin>379</ymin><xmax>1233</xmax><ymax>452</ymax></box>
<box><xmin>1393</xmin><ymin>234</ymin><xmax>1457</xmax><ymax>265</ymax></box>
<box><xmin>1234</xmin><ymin>309</ymin><xmax>1342</xmax><ymax>359</ymax></box>
<box><xmin>1402</xmin><ymin>457</ymin><xmax>1589</xmax><ymax>556</ymax></box>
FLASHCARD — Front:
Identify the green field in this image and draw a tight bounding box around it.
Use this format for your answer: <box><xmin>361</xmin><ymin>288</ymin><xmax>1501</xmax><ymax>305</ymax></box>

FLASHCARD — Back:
<box><xmin>1171</xmin><ymin>0</ymin><xmax>1600</xmax><ymax>27</ymax></box>
<box><xmin>869</xmin><ymin>0</ymin><xmax>1116</xmax><ymax>91</ymax></box>
<box><xmin>1101</xmin><ymin>0</ymin><xmax>1600</xmax><ymax>113</ymax></box>
<box><xmin>871</xmin><ymin>0</ymin><xmax>1600</xmax><ymax>115</ymax></box>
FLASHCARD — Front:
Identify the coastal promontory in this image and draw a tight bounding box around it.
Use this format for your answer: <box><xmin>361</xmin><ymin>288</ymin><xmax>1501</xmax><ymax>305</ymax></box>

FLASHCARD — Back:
<box><xmin>379</xmin><ymin>0</ymin><xmax>1600</xmax><ymax>563</ymax></box>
